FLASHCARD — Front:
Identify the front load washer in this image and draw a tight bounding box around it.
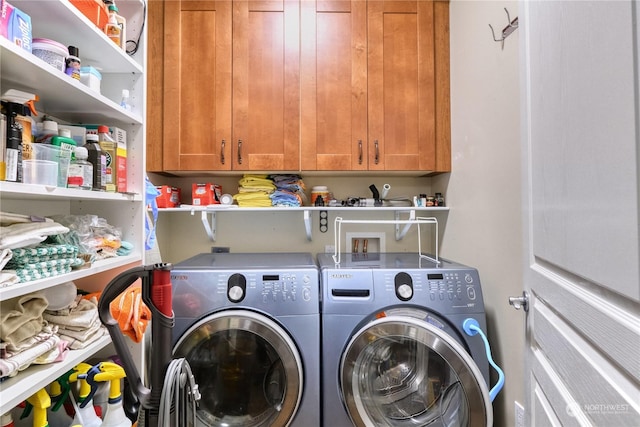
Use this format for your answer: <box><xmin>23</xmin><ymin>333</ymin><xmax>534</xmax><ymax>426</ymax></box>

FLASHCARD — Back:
<box><xmin>319</xmin><ymin>252</ymin><xmax>493</xmax><ymax>427</ymax></box>
<box><xmin>171</xmin><ymin>253</ymin><xmax>320</xmax><ymax>427</ymax></box>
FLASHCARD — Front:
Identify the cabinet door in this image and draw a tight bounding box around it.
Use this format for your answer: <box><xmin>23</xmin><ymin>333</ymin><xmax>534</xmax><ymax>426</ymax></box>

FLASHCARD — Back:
<box><xmin>232</xmin><ymin>0</ymin><xmax>300</xmax><ymax>170</ymax></box>
<box><xmin>162</xmin><ymin>0</ymin><xmax>232</xmax><ymax>171</ymax></box>
<box><xmin>368</xmin><ymin>0</ymin><xmax>450</xmax><ymax>172</ymax></box>
<box><xmin>300</xmin><ymin>0</ymin><xmax>367</xmax><ymax>171</ymax></box>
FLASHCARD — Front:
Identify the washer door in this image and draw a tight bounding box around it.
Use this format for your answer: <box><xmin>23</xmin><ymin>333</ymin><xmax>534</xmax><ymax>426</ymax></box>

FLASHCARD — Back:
<box><xmin>340</xmin><ymin>314</ymin><xmax>492</xmax><ymax>427</ymax></box>
<box><xmin>174</xmin><ymin>310</ymin><xmax>303</xmax><ymax>427</ymax></box>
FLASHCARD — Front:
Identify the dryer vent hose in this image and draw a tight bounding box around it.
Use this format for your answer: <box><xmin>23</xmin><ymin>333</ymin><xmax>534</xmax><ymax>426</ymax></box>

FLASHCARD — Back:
<box><xmin>462</xmin><ymin>318</ymin><xmax>505</xmax><ymax>402</ymax></box>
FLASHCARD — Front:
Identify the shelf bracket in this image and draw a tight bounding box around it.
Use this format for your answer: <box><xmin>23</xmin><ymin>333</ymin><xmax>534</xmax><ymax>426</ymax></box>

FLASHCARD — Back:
<box><xmin>395</xmin><ymin>209</ymin><xmax>416</xmax><ymax>240</ymax></box>
<box><xmin>303</xmin><ymin>209</ymin><xmax>312</xmax><ymax>241</ymax></box>
<box><xmin>200</xmin><ymin>211</ymin><xmax>216</xmax><ymax>241</ymax></box>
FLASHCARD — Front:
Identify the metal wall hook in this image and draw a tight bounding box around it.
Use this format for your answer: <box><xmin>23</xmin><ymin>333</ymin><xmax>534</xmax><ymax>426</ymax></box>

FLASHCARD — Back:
<box><xmin>489</xmin><ymin>8</ymin><xmax>519</xmax><ymax>50</ymax></box>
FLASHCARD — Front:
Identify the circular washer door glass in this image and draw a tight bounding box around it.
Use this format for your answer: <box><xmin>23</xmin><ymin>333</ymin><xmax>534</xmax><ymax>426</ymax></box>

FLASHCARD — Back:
<box><xmin>341</xmin><ymin>315</ymin><xmax>491</xmax><ymax>427</ymax></box>
<box><xmin>174</xmin><ymin>310</ymin><xmax>303</xmax><ymax>427</ymax></box>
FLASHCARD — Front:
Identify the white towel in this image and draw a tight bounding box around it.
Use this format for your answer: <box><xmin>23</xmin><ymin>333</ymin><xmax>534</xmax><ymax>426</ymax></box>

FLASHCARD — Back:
<box><xmin>44</xmin><ymin>297</ymin><xmax>98</xmax><ymax>331</ymax></box>
<box><xmin>0</xmin><ymin>271</ymin><xmax>19</xmax><ymax>287</ymax></box>
<box><xmin>0</xmin><ymin>335</ymin><xmax>59</xmax><ymax>378</ymax></box>
<box><xmin>0</xmin><ymin>248</ymin><xmax>12</xmax><ymax>270</ymax></box>
<box><xmin>0</xmin><ymin>222</ymin><xmax>69</xmax><ymax>250</ymax></box>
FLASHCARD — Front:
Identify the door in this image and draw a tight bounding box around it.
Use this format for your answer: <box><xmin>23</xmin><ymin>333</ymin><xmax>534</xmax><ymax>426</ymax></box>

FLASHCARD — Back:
<box><xmin>521</xmin><ymin>2</ymin><xmax>640</xmax><ymax>425</ymax></box>
<box><xmin>340</xmin><ymin>313</ymin><xmax>492</xmax><ymax>426</ymax></box>
<box><xmin>367</xmin><ymin>0</ymin><xmax>450</xmax><ymax>172</ymax></box>
<box><xmin>162</xmin><ymin>0</ymin><xmax>232</xmax><ymax>171</ymax></box>
<box><xmin>232</xmin><ymin>0</ymin><xmax>300</xmax><ymax>171</ymax></box>
<box><xmin>173</xmin><ymin>310</ymin><xmax>304</xmax><ymax>427</ymax></box>
<box><xmin>300</xmin><ymin>0</ymin><xmax>368</xmax><ymax>171</ymax></box>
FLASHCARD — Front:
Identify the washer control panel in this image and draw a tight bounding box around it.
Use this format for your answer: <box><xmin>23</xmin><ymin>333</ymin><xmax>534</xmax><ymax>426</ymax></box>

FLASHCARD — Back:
<box><xmin>378</xmin><ymin>269</ymin><xmax>483</xmax><ymax>312</ymax></box>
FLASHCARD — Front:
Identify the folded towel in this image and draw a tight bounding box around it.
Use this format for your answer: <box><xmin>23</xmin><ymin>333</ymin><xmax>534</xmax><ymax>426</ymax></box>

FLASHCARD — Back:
<box><xmin>0</xmin><ymin>222</ymin><xmax>69</xmax><ymax>250</ymax></box>
<box><xmin>0</xmin><ymin>335</ymin><xmax>59</xmax><ymax>379</ymax></box>
<box><xmin>44</xmin><ymin>296</ymin><xmax>99</xmax><ymax>331</ymax></box>
<box><xmin>34</xmin><ymin>337</ymin><xmax>69</xmax><ymax>364</ymax></box>
<box><xmin>0</xmin><ymin>293</ymin><xmax>47</xmax><ymax>346</ymax></box>
<box><xmin>58</xmin><ymin>325</ymin><xmax>106</xmax><ymax>350</ymax></box>
<box><xmin>0</xmin><ymin>248</ymin><xmax>13</xmax><ymax>270</ymax></box>
<box><xmin>0</xmin><ymin>271</ymin><xmax>19</xmax><ymax>287</ymax></box>
<box><xmin>3</xmin><ymin>324</ymin><xmax>56</xmax><ymax>355</ymax></box>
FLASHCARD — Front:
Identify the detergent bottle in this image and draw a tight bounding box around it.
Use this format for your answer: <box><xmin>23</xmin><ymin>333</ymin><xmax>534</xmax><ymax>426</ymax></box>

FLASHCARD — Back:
<box><xmin>20</xmin><ymin>389</ymin><xmax>50</xmax><ymax>427</ymax></box>
<box><xmin>69</xmin><ymin>363</ymin><xmax>102</xmax><ymax>427</ymax></box>
<box><xmin>84</xmin><ymin>362</ymin><xmax>131</xmax><ymax>427</ymax></box>
<box><xmin>47</xmin><ymin>371</ymin><xmax>74</xmax><ymax>427</ymax></box>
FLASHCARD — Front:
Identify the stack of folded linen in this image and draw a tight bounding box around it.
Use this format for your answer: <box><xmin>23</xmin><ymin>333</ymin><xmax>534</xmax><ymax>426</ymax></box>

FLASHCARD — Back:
<box><xmin>233</xmin><ymin>175</ymin><xmax>276</xmax><ymax>207</ymax></box>
<box><xmin>44</xmin><ymin>295</ymin><xmax>106</xmax><ymax>350</ymax></box>
<box><xmin>0</xmin><ymin>293</ymin><xmax>68</xmax><ymax>379</ymax></box>
<box><xmin>4</xmin><ymin>244</ymin><xmax>82</xmax><ymax>283</ymax></box>
<box><xmin>269</xmin><ymin>174</ymin><xmax>307</xmax><ymax>207</ymax></box>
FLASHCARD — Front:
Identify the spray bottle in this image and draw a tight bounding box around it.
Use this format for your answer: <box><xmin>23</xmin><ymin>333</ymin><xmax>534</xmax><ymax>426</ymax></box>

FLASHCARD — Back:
<box><xmin>47</xmin><ymin>371</ymin><xmax>74</xmax><ymax>427</ymax></box>
<box><xmin>20</xmin><ymin>389</ymin><xmax>51</xmax><ymax>427</ymax></box>
<box><xmin>84</xmin><ymin>362</ymin><xmax>131</xmax><ymax>427</ymax></box>
<box><xmin>69</xmin><ymin>363</ymin><xmax>102</xmax><ymax>427</ymax></box>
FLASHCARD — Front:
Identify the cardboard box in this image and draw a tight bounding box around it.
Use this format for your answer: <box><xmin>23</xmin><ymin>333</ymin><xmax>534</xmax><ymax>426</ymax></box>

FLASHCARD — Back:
<box><xmin>192</xmin><ymin>183</ymin><xmax>222</xmax><ymax>206</ymax></box>
<box><xmin>0</xmin><ymin>1</ymin><xmax>32</xmax><ymax>53</ymax></box>
<box><xmin>83</xmin><ymin>125</ymin><xmax>127</xmax><ymax>192</ymax></box>
<box><xmin>156</xmin><ymin>186</ymin><xmax>181</xmax><ymax>208</ymax></box>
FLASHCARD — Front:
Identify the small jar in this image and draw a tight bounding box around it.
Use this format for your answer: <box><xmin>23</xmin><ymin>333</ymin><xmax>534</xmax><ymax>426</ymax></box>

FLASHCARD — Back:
<box><xmin>311</xmin><ymin>186</ymin><xmax>329</xmax><ymax>206</ymax></box>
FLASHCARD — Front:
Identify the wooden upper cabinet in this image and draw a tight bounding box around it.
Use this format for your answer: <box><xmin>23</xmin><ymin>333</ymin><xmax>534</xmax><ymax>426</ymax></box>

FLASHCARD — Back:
<box><xmin>301</xmin><ymin>0</ymin><xmax>450</xmax><ymax>173</ymax></box>
<box><xmin>368</xmin><ymin>0</ymin><xmax>450</xmax><ymax>172</ymax></box>
<box><xmin>162</xmin><ymin>0</ymin><xmax>232</xmax><ymax>171</ymax></box>
<box><xmin>300</xmin><ymin>0</ymin><xmax>368</xmax><ymax>171</ymax></box>
<box><xmin>232</xmin><ymin>0</ymin><xmax>300</xmax><ymax>171</ymax></box>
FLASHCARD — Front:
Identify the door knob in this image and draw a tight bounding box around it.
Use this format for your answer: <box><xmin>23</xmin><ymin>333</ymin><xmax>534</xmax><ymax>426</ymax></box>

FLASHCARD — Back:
<box><xmin>508</xmin><ymin>291</ymin><xmax>529</xmax><ymax>312</ymax></box>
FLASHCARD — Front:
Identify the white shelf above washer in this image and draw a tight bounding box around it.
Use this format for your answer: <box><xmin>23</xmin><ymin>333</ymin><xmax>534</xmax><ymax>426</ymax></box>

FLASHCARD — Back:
<box><xmin>156</xmin><ymin>206</ymin><xmax>449</xmax><ymax>241</ymax></box>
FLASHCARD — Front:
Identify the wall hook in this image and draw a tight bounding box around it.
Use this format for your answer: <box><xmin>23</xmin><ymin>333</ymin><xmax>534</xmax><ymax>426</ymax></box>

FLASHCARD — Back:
<box><xmin>489</xmin><ymin>8</ymin><xmax>519</xmax><ymax>50</ymax></box>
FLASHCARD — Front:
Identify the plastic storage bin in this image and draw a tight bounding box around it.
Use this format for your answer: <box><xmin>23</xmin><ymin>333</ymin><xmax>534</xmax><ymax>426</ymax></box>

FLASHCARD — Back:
<box><xmin>80</xmin><ymin>66</ymin><xmax>102</xmax><ymax>93</ymax></box>
<box><xmin>31</xmin><ymin>143</ymin><xmax>72</xmax><ymax>187</ymax></box>
<box><xmin>32</xmin><ymin>38</ymin><xmax>67</xmax><ymax>73</ymax></box>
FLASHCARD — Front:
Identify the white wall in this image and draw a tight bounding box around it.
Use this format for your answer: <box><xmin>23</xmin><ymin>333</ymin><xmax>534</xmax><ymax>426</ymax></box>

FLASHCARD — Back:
<box><xmin>150</xmin><ymin>2</ymin><xmax>525</xmax><ymax>424</ymax></box>
<box><xmin>434</xmin><ymin>2</ymin><xmax>524</xmax><ymax>426</ymax></box>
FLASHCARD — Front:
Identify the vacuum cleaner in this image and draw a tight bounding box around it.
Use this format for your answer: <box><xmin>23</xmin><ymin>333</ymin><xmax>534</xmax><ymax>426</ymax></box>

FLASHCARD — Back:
<box><xmin>97</xmin><ymin>263</ymin><xmax>200</xmax><ymax>427</ymax></box>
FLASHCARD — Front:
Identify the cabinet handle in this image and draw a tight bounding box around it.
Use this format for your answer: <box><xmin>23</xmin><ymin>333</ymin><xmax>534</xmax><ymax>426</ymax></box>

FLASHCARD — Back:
<box><xmin>374</xmin><ymin>140</ymin><xmax>380</xmax><ymax>164</ymax></box>
<box><xmin>358</xmin><ymin>140</ymin><xmax>363</xmax><ymax>164</ymax></box>
<box><xmin>220</xmin><ymin>139</ymin><xmax>226</xmax><ymax>165</ymax></box>
<box><xmin>237</xmin><ymin>139</ymin><xmax>243</xmax><ymax>164</ymax></box>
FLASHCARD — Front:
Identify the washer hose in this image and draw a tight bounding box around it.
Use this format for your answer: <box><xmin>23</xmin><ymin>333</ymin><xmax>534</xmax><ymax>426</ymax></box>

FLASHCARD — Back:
<box><xmin>138</xmin><ymin>358</ymin><xmax>200</xmax><ymax>427</ymax></box>
<box><xmin>462</xmin><ymin>318</ymin><xmax>505</xmax><ymax>402</ymax></box>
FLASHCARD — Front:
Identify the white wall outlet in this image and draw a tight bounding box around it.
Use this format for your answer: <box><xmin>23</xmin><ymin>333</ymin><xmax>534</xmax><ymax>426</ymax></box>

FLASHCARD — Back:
<box><xmin>325</xmin><ymin>245</ymin><xmax>335</xmax><ymax>253</ymax></box>
<box><xmin>515</xmin><ymin>401</ymin><xmax>525</xmax><ymax>427</ymax></box>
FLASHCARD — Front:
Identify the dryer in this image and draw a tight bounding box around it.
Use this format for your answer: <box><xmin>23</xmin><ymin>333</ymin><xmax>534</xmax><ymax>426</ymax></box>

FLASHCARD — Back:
<box><xmin>319</xmin><ymin>252</ymin><xmax>493</xmax><ymax>427</ymax></box>
<box><xmin>170</xmin><ymin>253</ymin><xmax>320</xmax><ymax>427</ymax></box>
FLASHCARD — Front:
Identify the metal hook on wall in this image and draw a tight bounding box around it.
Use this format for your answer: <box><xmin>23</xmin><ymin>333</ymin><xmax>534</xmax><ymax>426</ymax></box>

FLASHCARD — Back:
<box><xmin>489</xmin><ymin>8</ymin><xmax>519</xmax><ymax>50</ymax></box>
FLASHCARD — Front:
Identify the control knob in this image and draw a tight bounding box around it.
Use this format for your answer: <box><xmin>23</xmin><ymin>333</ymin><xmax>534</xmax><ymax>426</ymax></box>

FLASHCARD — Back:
<box><xmin>395</xmin><ymin>272</ymin><xmax>413</xmax><ymax>301</ymax></box>
<box><xmin>228</xmin><ymin>273</ymin><xmax>246</xmax><ymax>303</ymax></box>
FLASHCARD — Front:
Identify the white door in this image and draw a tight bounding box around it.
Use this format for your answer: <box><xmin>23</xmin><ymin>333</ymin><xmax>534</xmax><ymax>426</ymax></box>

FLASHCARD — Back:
<box><xmin>520</xmin><ymin>1</ymin><xmax>640</xmax><ymax>425</ymax></box>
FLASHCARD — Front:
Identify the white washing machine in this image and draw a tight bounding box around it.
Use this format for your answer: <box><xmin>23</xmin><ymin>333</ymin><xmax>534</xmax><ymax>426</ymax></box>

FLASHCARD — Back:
<box><xmin>319</xmin><ymin>252</ymin><xmax>498</xmax><ymax>427</ymax></box>
<box><xmin>170</xmin><ymin>253</ymin><xmax>320</xmax><ymax>427</ymax></box>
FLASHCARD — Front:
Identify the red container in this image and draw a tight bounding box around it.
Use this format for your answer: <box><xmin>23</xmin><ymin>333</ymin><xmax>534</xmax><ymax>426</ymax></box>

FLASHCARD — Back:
<box><xmin>70</xmin><ymin>0</ymin><xmax>109</xmax><ymax>30</ymax></box>
<box><xmin>156</xmin><ymin>186</ymin><xmax>181</xmax><ymax>208</ymax></box>
<box><xmin>192</xmin><ymin>183</ymin><xmax>221</xmax><ymax>206</ymax></box>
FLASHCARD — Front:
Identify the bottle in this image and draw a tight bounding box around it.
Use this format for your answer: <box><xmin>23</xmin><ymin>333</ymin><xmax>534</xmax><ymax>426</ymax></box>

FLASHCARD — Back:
<box><xmin>35</xmin><ymin>119</ymin><xmax>58</xmax><ymax>144</ymax></box>
<box><xmin>68</xmin><ymin>146</ymin><xmax>93</xmax><ymax>190</ymax></box>
<box><xmin>86</xmin><ymin>133</ymin><xmax>106</xmax><ymax>191</ymax></box>
<box><xmin>105</xmin><ymin>5</ymin><xmax>122</xmax><ymax>47</ymax></box>
<box><xmin>120</xmin><ymin>89</ymin><xmax>132</xmax><ymax>112</ymax></box>
<box><xmin>65</xmin><ymin>45</ymin><xmax>81</xmax><ymax>80</ymax></box>
<box><xmin>98</xmin><ymin>126</ymin><xmax>117</xmax><ymax>192</ymax></box>
<box><xmin>4</xmin><ymin>111</ymin><xmax>23</xmax><ymax>183</ymax></box>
